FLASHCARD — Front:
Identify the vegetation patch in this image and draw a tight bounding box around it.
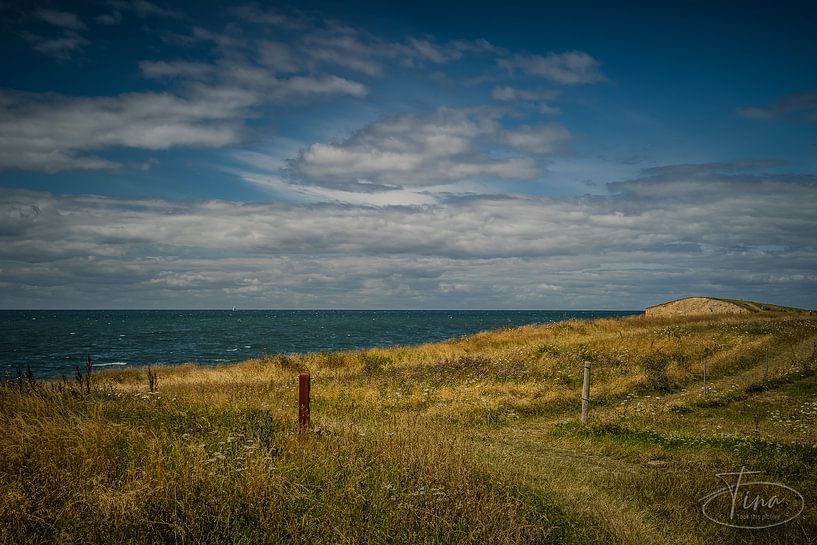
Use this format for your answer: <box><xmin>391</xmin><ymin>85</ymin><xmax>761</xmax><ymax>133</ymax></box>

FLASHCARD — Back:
<box><xmin>3</xmin><ymin>312</ymin><xmax>816</xmax><ymax>543</ymax></box>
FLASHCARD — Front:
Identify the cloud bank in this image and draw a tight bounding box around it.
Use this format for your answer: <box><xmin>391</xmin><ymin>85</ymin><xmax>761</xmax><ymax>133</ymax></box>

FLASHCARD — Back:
<box><xmin>2</xmin><ymin>166</ymin><xmax>815</xmax><ymax>308</ymax></box>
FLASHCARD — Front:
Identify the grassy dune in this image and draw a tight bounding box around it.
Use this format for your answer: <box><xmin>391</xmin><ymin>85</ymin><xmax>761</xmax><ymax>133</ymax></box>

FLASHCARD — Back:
<box><xmin>2</xmin><ymin>313</ymin><xmax>816</xmax><ymax>544</ymax></box>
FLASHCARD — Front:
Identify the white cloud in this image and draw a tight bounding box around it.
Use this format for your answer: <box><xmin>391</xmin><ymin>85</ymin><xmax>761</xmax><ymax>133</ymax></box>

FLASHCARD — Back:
<box><xmin>257</xmin><ymin>41</ymin><xmax>299</xmax><ymax>73</ymax></box>
<box><xmin>537</xmin><ymin>104</ymin><xmax>561</xmax><ymax>115</ymax></box>
<box><xmin>491</xmin><ymin>86</ymin><xmax>562</xmax><ymax>114</ymax></box>
<box><xmin>35</xmin><ymin>9</ymin><xmax>86</xmax><ymax>30</ymax></box>
<box><xmin>407</xmin><ymin>38</ymin><xmax>464</xmax><ymax>63</ymax></box>
<box><xmin>22</xmin><ymin>30</ymin><xmax>89</xmax><ymax>59</ymax></box>
<box><xmin>302</xmin><ymin>25</ymin><xmax>388</xmax><ymax>76</ymax></box>
<box><xmin>491</xmin><ymin>86</ymin><xmax>558</xmax><ymax>101</ymax></box>
<box><xmin>500</xmin><ymin>124</ymin><xmax>572</xmax><ymax>154</ymax></box>
<box><xmin>1</xmin><ymin>169</ymin><xmax>816</xmax><ymax>308</ymax></box>
<box><xmin>292</xmin><ymin>108</ymin><xmax>562</xmax><ymax>188</ymax></box>
<box><xmin>0</xmin><ymin>64</ymin><xmax>366</xmax><ymax>172</ymax></box>
<box><xmin>233</xmin><ymin>3</ymin><xmax>301</xmax><ymax>27</ymax></box>
<box><xmin>270</xmin><ymin>75</ymin><xmax>367</xmax><ymax>100</ymax></box>
<box><xmin>139</xmin><ymin>60</ymin><xmax>215</xmax><ymax>79</ymax></box>
<box><xmin>736</xmin><ymin>107</ymin><xmax>775</xmax><ymax>120</ymax></box>
<box><xmin>7</xmin><ymin>5</ymin><xmax>392</xmax><ymax>173</ymax></box>
<box><xmin>95</xmin><ymin>1</ymin><xmax>180</xmax><ymax>26</ymax></box>
<box><xmin>0</xmin><ymin>90</ymin><xmax>249</xmax><ymax>172</ymax></box>
<box><xmin>299</xmin><ymin>22</ymin><xmax>496</xmax><ymax>76</ymax></box>
<box><xmin>499</xmin><ymin>51</ymin><xmax>606</xmax><ymax>84</ymax></box>
<box><xmin>108</xmin><ymin>0</ymin><xmax>180</xmax><ymax>18</ymax></box>
<box><xmin>138</xmin><ymin>56</ymin><xmax>367</xmax><ymax>99</ymax></box>
<box><xmin>241</xmin><ymin>172</ymin><xmax>441</xmax><ymax>206</ymax></box>
<box><xmin>737</xmin><ymin>90</ymin><xmax>817</xmax><ymax>122</ymax></box>
<box><xmin>96</xmin><ymin>12</ymin><xmax>124</xmax><ymax>25</ymax></box>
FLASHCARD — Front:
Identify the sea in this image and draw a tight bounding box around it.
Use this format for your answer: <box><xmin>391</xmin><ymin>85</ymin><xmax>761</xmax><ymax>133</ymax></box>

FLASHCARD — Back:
<box><xmin>1</xmin><ymin>309</ymin><xmax>640</xmax><ymax>379</ymax></box>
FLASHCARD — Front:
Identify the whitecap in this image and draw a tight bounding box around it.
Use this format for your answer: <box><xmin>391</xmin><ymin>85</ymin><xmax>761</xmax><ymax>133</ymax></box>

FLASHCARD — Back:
<box><xmin>93</xmin><ymin>362</ymin><xmax>128</xmax><ymax>367</ymax></box>
<box><xmin>226</xmin><ymin>348</ymin><xmax>239</xmax><ymax>352</ymax></box>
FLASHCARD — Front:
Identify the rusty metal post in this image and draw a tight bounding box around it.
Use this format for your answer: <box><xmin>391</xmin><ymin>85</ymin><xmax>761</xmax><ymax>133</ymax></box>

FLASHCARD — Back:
<box><xmin>298</xmin><ymin>372</ymin><xmax>310</xmax><ymax>432</ymax></box>
<box><xmin>581</xmin><ymin>361</ymin><xmax>591</xmax><ymax>424</ymax></box>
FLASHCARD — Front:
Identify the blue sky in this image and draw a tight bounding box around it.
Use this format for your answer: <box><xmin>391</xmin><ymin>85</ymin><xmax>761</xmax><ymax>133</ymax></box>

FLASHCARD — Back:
<box><xmin>1</xmin><ymin>1</ymin><xmax>816</xmax><ymax>309</ymax></box>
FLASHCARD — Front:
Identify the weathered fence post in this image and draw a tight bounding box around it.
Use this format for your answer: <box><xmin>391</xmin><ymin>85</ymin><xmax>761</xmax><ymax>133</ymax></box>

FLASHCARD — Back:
<box><xmin>581</xmin><ymin>361</ymin><xmax>591</xmax><ymax>424</ymax></box>
<box><xmin>703</xmin><ymin>359</ymin><xmax>708</xmax><ymax>399</ymax></box>
<box><xmin>764</xmin><ymin>351</ymin><xmax>769</xmax><ymax>381</ymax></box>
<box><xmin>298</xmin><ymin>372</ymin><xmax>310</xmax><ymax>432</ymax></box>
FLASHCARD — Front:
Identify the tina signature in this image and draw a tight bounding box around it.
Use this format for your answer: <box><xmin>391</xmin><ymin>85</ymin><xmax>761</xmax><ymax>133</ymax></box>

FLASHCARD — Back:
<box><xmin>699</xmin><ymin>466</ymin><xmax>804</xmax><ymax>529</ymax></box>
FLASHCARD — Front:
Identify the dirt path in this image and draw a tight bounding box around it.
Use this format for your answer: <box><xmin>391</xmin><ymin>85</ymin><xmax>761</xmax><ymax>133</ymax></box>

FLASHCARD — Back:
<box><xmin>475</xmin><ymin>422</ymin><xmax>704</xmax><ymax>545</ymax></box>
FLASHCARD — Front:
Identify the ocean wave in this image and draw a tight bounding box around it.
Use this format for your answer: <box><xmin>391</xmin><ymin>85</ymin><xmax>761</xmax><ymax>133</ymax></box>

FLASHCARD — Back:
<box><xmin>93</xmin><ymin>362</ymin><xmax>128</xmax><ymax>367</ymax></box>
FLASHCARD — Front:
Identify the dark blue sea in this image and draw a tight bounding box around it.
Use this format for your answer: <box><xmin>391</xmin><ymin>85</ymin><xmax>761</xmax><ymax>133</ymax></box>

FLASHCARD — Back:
<box><xmin>1</xmin><ymin>310</ymin><xmax>639</xmax><ymax>379</ymax></box>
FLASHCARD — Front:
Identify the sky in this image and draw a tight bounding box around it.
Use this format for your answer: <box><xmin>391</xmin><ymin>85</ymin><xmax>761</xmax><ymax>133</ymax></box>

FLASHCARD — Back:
<box><xmin>1</xmin><ymin>0</ymin><xmax>816</xmax><ymax>309</ymax></box>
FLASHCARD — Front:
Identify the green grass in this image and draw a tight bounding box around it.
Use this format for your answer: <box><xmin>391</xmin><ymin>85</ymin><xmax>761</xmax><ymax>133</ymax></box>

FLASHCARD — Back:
<box><xmin>2</xmin><ymin>313</ymin><xmax>816</xmax><ymax>544</ymax></box>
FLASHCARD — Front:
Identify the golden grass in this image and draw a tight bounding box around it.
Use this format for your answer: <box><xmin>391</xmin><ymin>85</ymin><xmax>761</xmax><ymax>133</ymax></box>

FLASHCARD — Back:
<box><xmin>1</xmin><ymin>312</ymin><xmax>816</xmax><ymax>543</ymax></box>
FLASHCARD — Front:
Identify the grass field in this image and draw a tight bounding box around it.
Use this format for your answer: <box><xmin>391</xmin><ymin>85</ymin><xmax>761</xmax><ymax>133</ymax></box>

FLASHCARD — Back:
<box><xmin>2</xmin><ymin>312</ymin><xmax>816</xmax><ymax>544</ymax></box>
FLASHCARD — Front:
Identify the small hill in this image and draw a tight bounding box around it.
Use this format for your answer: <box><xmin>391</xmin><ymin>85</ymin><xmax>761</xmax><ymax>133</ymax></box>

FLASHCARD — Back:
<box><xmin>645</xmin><ymin>296</ymin><xmax>808</xmax><ymax>317</ymax></box>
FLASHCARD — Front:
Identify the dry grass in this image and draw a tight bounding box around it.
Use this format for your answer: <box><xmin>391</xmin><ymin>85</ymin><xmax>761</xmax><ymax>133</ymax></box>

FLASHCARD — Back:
<box><xmin>1</xmin><ymin>312</ymin><xmax>816</xmax><ymax>543</ymax></box>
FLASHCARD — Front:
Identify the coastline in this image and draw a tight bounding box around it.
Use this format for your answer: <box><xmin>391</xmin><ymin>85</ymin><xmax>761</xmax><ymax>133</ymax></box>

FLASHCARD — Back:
<box><xmin>1</xmin><ymin>309</ymin><xmax>641</xmax><ymax>379</ymax></box>
<box><xmin>3</xmin><ymin>311</ymin><xmax>816</xmax><ymax>543</ymax></box>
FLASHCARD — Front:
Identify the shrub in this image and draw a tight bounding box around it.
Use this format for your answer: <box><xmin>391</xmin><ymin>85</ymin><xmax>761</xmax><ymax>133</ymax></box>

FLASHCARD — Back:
<box><xmin>642</xmin><ymin>352</ymin><xmax>672</xmax><ymax>392</ymax></box>
<box><xmin>360</xmin><ymin>352</ymin><xmax>391</xmax><ymax>374</ymax></box>
<box><xmin>320</xmin><ymin>351</ymin><xmax>348</xmax><ymax>368</ymax></box>
<box><xmin>273</xmin><ymin>354</ymin><xmax>303</xmax><ymax>372</ymax></box>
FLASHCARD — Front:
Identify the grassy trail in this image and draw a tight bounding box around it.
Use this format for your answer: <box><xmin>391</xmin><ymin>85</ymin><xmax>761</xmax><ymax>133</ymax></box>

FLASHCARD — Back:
<box><xmin>470</xmin><ymin>328</ymin><xmax>817</xmax><ymax>545</ymax></box>
<box><xmin>479</xmin><ymin>430</ymin><xmax>682</xmax><ymax>545</ymax></box>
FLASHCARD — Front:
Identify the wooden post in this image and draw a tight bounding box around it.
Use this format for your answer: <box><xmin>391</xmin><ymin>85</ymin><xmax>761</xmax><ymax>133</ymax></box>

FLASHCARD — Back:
<box><xmin>298</xmin><ymin>372</ymin><xmax>310</xmax><ymax>432</ymax></box>
<box><xmin>764</xmin><ymin>351</ymin><xmax>769</xmax><ymax>381</ymax></box>
<box><xmin>703</xmin><ymin>359</ymin><xmax>708</xmax><ymax>399</ymax></box>
<box><xmin>581</xmin><ymin>361</ymin><xmax>591</xmax><ymax>424</ymax></box>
